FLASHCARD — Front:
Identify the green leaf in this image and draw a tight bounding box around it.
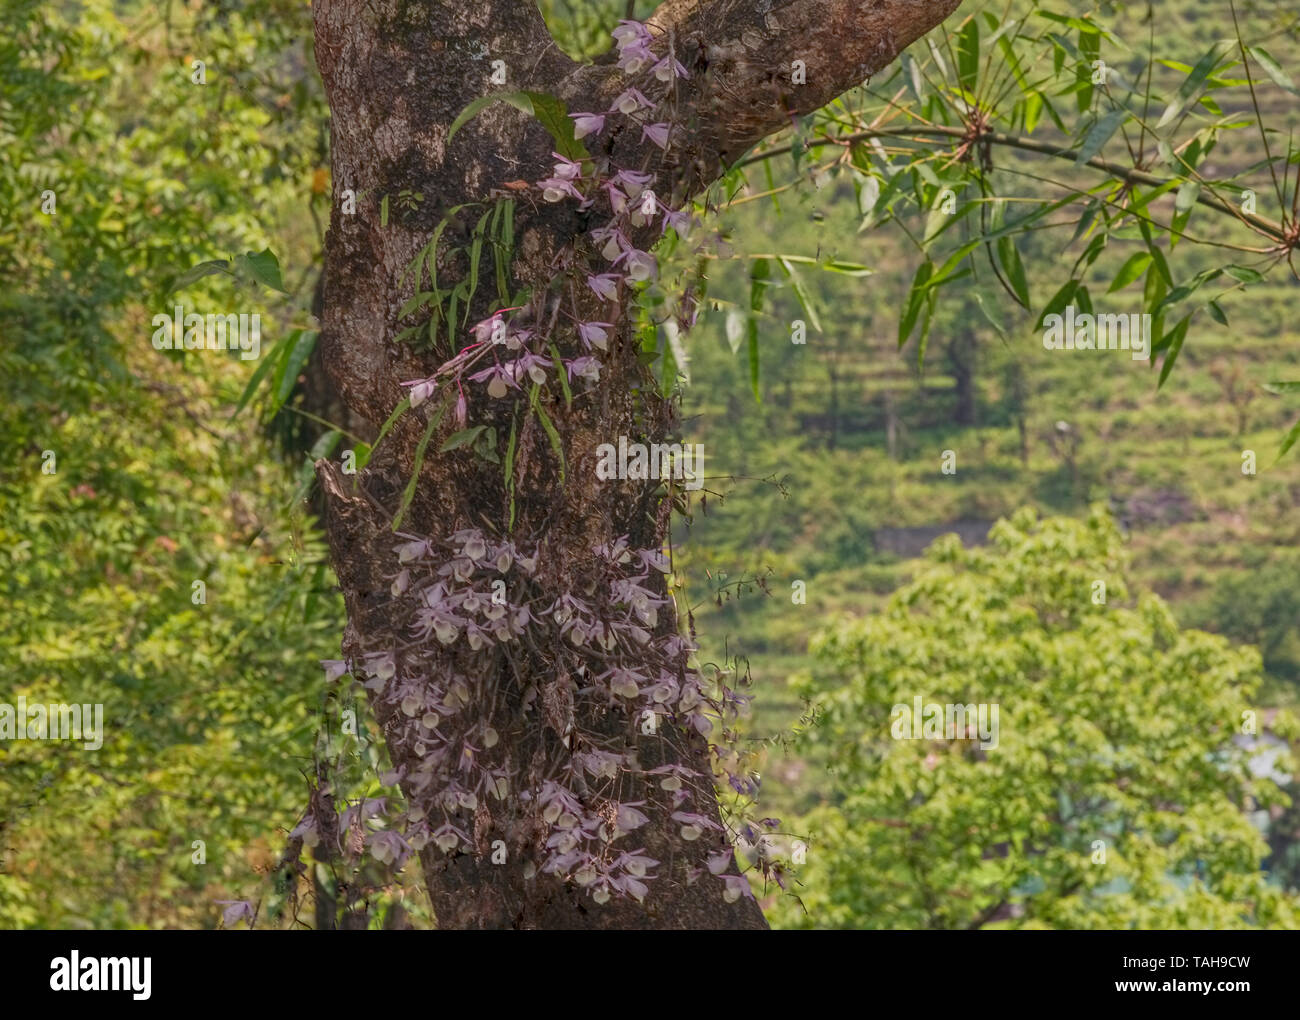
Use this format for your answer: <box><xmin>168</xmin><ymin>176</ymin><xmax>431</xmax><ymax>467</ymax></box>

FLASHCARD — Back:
<box><xmin>763</xmin><ymin>156</ymin><xmax>781</xmax><ymax>214</ymax></box>
<box><xmin>358</xmin><ymin>397</ymin><xmax>411</xmax><ymax>471</ymax></box>
<box><xmin>819</xmin><ymin>258</ymin><xmax>874</xmax><ymax>277</ymax></box>
<box><xmin>392</xmin><ymin>401</ymin><xmax>447</xmax><ymax>531</ymax></box>
<box><xmin>468</xmin><ymin>208</ymin><xmax>490</xmax><ymax>304</ymax></box>
<box><xmin>504</xmin><ymin>413</ymin><xmax>519</xmax><ymax>531</ymax></box>
<box><xmin>501</xmin><ymin>197</ymin><xmax>515</xmax><ymax>249</ymax></box>
<box><xmin>1175</xmin><ymin>179</ymin><xmax>1201</xmax><ymax>214</ymax></box>
<box><xmin>1069</xmin><ymin>199</ymin><xmax>1100</xmax><ymax>245</ymax></box>
<box><xmin>1075</xmin><ymin>108</ymin><xmax>1130</xmax><ymax>165</ymax></box>
<box><xmin>1247</xmin><ymin>46</ymin><xmax>1298</xmax><ymax>94</ymax></box>
<box><xmin>549</xmin><ymin>343</ymin><xmax>573</xmax><ymax>409</ymax></box>
<box><xmin>916</xmin><ymin>289</ymin><xmax>938</xmax><ymax>369</ymax></box>
<box><xmin>747</xmin><ymin>317</ymin><xmax>761</xmax><ymax>403</ymax></box>
<box><xmin>972</xmin><ymin>291</ymin><xmax>1008</xmax><ymax>341</ymax></box>
<box><xmin>269</xmin><ymin>329</ymin><xmax>317</xmax><ymax>413</ymax></box>
<box><xmin>778</xmin><ymin>257</ymin><xmax>822</xmax><ymax>332</ymax></box>
<box><xmin>996</xmin><ymin>236</ymin><xmax>1030</xmax><ymax>307</ymax></box>
<box><xmin>233</xmin><ymin>249</ymin><xmax>287</xmax><ymax>293</ymax></box>
<box><xmin>475</xmin><ymin>428</ymin><xmax>499</xmax><ymax>464</ymax></box>
<box><xmin>1158</xmin><ymin>268</ymin><xmax>1222</xmax><ymax>312</ymax></box>
<box><xmin>1277</xmin><ymin>417</ymin><xmax>1300</xmax><ymax>461</ymax></box>
<box><xmin>899</xmin><ymin>260</ymin><xmax>935</xmax><ymax>347</ymax></box>
<box><xmin>1109</xmin><ymin>252</ymin><xmax>1153</xmax><ymax>292</ymax></box>
<box><xmin>492</xmin><ymin>200</ymin><xmax>512</xmax><ymax>301</ymax></box>
<box><xmin>421</xmin><ymin>208</ymin><xmax>464</xmax><ymax>345</ymax></box>
<box><xmin>231</xmin><ymin>336</ymin><xmax>283</xmax><ymax>418</ymax></box>
<box><xmin>309</xmin><ymin>428</ymin><xmax>342</xmax><ymax>461</ymax></box>
<box><xmin>1263</xmin><ymin>381</ymin><xmax>1300</xmax><ymax>395</ymax></box>
<box><xmin>759</xmin><ymin>253</ymin><xmax>872</xmax><ymax>276</ymax></box>
<box><xmin>398</xmin><ymin>291</ymin><xmax>436</xmax><ymax>319</ymax></box>
<box><xmin>448</xmin><ymin>90</ymin><xmax>590</xmax><ymax>162</ymax></box>
<box><xmin>1147</xmin><ymin>242</ymin><xmax>1174</xmax><ymax>286</ymax></box>
<box><xmin>170</xmin><ymin>258</ymin><xmax>232</xmax><ymax>293</ymax></box>
<box><xmin>1076</xmin><ymin>28</ymin><xmax>1100</xmax><ymax>112</ymax></box>
<box><xmin>1157</xmin><ymin>44</ymin><xmax>1226</xmax><ymax>128</ymax></box>
<box><xmin>1024</xmin><ymin>91</ymin><xmax>1044</xmax><ymax>133</ymax></box>
<box><xmin>1225</xmin><ymin>265</ymin><xmax>1264</xmax><ymax>284</ymax></box>
<box><xmin>1143</xmin><ymin>258</ymin><xmax>1168</xmax><ymax>310</ymax></box>
<box><xmin>750</xmin><ymin>257</ymin><xmax>770</xmax><ymax>312</ymax></box>
<box><xmin>1075</xmin><ymin>283</ymin><xmax>1093</xmax><ymax>318</ymax></box>
<box><xmin>529</xmin><ymin>385</ymin><xmax>565</xmax><ymax>484</ymax></box>
<box><xmin>1036</xmin><ymin>278</ymin><xmax>1078</xmax><ymax>331</ymax></box>
<box><xmin>1157</xmin><ymin>314</ymin><xmax>1191</xmax><ymax>390</ymax></box>
<box><xmin>956</xmin><ymin>18</ymin><xmax>981</xmax><ymax>93</ymax></box>
<box><xmin>747</xmin><ymin>259</ymin><xmax>769</xmax><ymax>403</ymax></box>
<box><xmin>440</xmin><ymin>426</ymin><xmax>488</xmax><ymax>453</ymax></box>
<box><xmin>524</xmin><ymin>91</ymin><xmax>589</xmax><ymax>162</ymax></box>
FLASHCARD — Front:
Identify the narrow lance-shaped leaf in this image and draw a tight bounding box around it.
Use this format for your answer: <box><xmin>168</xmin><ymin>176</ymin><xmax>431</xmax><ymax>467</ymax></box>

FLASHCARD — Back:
<box><xmin>232</xmin><ymin>336</ymin><xmax>284</xmax><ymax>418</ymax></box>
<box><xmin>778</xmin><ymin>257</ymin><xmax>822</xmax><ymax>332</ymax></box>
<box><xmin>440</xmin><ymin>425</ymin><xmax>489</xmax><ymax>453</ymax></box>
<box><xmin>1036</xmin><ymin>278</ymin><xmax>1079</xmax><ymax>331</ymax></box>
<box><xmin>1109</xmin><ymin>252</ymin><xmax>1153</xmax><ymax>293</ymax></box>
<box><xmin>393</xmin><ymin>401</ymin><xmax>447</xmax><ymax>530</ymax></box>
<box><xmin>899</xmin><ymin>259</ymin><xmax>935</xmax><ymax>347</ymax></box>
<box><xmin>270</xmin><ymin>329</ymin><xmax>318</xmax><ymax>414</ymax></box>
<box><xmin>529</xmin><ymin>384</ymin><xmax>566</xmax><ymax>484</ymax></box>
<box><xmin>1157</xmin><ymin>44</ymin><xmax>1227</xmax><ymax>128</ymax></box>
<box><xmin>956</xmin><ymin>17</ymin><xmax>980</xmax><ymax>93</ymax></box>
<box><xmin>1074</xmin><ymin>108</ymin><xmax>1130</xmax><ymax>165</ymax></box>
<box><xmin>1247</xmin><ymin>46</ymin><xmax>1298</xmax><ymax>94</ymax></box>
<box><xmin>748</xmin><ymin>258</ymin><xmax>769</xmax><ymax>402</ymax></box>
<box><xmin>1157</xmin><ymin>314</ymin><xmax>1192</xmax><ymax>390</ymax></box>
<box><xmin>1277</xmin><ymin>417</ymin><xmax>1300</xmax><ymax>462</ymax></box>
<box><xmin>996</xmin><ymin>236</ymin><xmax>1031</xmax><ymax>307</ymax></box>
<box><xmin>357</xmin><ymin>396</ymin><xmax>412</xmax><ymax>472</ymax></box>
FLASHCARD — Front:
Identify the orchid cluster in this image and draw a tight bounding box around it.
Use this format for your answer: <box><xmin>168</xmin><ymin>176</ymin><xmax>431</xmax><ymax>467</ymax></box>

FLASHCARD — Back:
<box><xmin>397</xmin><ymin>20</ymin><xmax>699</xmax><ymax>420</ymax></box>
<box><xmin>314</xmin><ymin>522</ymin><xmax>763</xmax><ymax>905</ymax></box>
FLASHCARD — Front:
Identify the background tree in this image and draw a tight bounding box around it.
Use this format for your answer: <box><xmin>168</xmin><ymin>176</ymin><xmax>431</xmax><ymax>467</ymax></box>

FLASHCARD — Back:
<box><xmin>776</xmin><ymin>507</ymin><xmax>1299</xmax><ymax>929</ymax></box>
<box><xmin>0</xmin><ymin>0</ymin><xmax>346</xmax><ymax>927</ymax></box>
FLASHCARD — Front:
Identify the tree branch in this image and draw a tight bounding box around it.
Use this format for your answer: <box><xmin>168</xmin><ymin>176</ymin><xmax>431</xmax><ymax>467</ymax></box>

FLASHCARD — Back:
<box><xmin>733</xmin><ymin>125</ymin><xmax>1288</xmax><ymax>243</ymax></box>
<box><xmin>645</xmin><ymin>0</ymin><xmax>964</xmax><ymax>161</ymax></box>
<box><xmin>556</xmin><ymin>0</ymin><xmax>963</xmax><ymax>208</ymax></box>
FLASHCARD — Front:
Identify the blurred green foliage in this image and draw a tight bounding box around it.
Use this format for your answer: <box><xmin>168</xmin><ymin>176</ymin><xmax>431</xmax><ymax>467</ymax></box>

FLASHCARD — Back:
<box><xmin>772</xmin><ymin>509</ymin><xmax>1299</xmax><ymax>928</ymax></box>
<box><xmin>0</xmin><ymin>0</ymin><xmax>340</xmax><ymax>928</ymax></box>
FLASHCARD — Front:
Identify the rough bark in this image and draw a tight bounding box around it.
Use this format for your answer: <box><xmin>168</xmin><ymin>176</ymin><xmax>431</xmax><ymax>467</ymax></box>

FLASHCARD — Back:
<box><xmin>310</xmin><ymin>0</ymin><xmax>962</xmax><ymax>929</ymax></box>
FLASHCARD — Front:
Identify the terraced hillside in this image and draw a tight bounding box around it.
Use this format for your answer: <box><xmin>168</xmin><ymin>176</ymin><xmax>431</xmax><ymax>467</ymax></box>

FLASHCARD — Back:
<box><xmin>670</xmin><ymin>0</ymin><xmax>1300</xmax><ymax>821</ymax></box>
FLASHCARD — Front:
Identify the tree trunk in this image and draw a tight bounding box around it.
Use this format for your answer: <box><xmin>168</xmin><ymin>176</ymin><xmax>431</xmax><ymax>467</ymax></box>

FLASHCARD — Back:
<box><xmin>310</xmin><ymin>0</ymin><xmax>961</xmax><ymax>929</ymax></box>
